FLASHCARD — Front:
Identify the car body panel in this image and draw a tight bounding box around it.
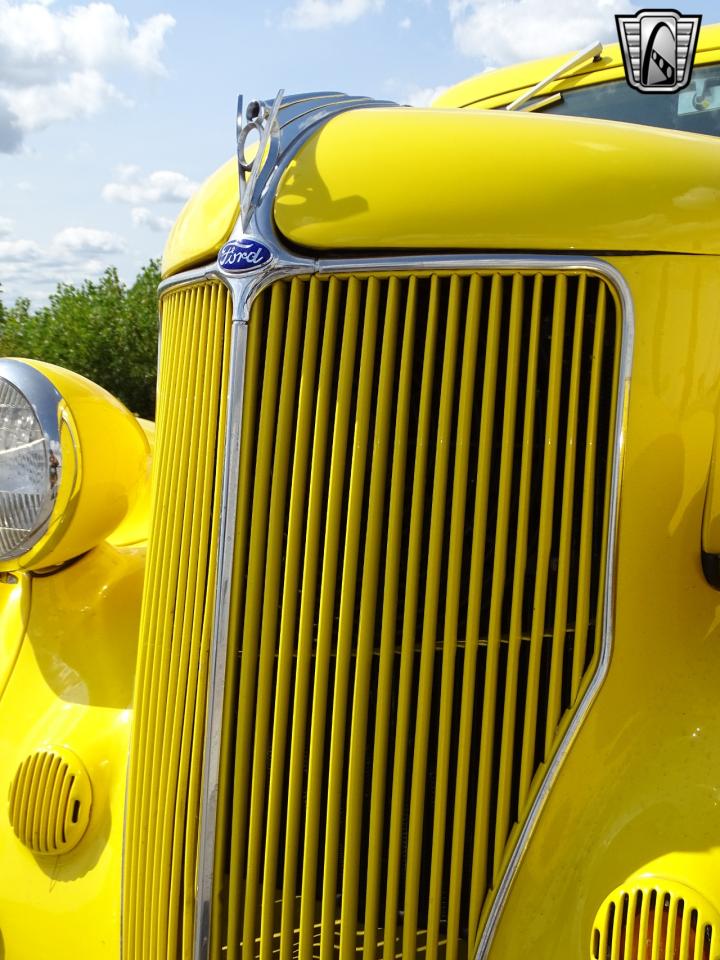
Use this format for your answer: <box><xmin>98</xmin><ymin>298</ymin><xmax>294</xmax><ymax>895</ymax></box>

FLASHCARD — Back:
<box><xmin>486</xmin><ymin>252</ymin><xmax>720</xmax><ymax>956</ymax></box>
<box><xmin>0</xmin><ymin>543</ymin><xmax>144</xmax><ymax>958</ymax></box>
<box><xmin>273</xmin><ymin>106</ymin><xmax>720</xmax><ymax>256</ymax></box>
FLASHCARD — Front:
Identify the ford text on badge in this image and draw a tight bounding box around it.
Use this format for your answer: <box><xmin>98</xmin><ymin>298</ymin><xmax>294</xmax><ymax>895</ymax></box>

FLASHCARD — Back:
<box><xmin>218</xmin><ymin>238</ymin><xmax>273</xmax><ymax>272</ymax></box>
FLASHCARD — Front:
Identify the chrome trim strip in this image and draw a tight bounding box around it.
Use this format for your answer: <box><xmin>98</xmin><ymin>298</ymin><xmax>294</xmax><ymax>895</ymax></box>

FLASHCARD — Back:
<box><xmin>193</xmin><ymin>314</ymin><xmax>247</xmax><ymax>958</ymax></box>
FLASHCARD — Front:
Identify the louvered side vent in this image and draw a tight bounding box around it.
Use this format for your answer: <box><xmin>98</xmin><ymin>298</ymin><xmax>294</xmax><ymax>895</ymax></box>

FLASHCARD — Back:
<box><xmin>211</xmin><ymin>270</ymin><xmax>623</xmax><ymax>959</ymax></box>
<box><xmin>592</xmin><ymin>884</ymin><xmax>720</xmax><ymax>960</ymax></box>
<box><xmin>123</xmin><ymin>279</ymin><xmax>233</xmax><ymax>959</ymax></box>
<box><xmin>8</xmin><ymin>747</ymin><xmax>92</xmax><ymax>855</ymax></box>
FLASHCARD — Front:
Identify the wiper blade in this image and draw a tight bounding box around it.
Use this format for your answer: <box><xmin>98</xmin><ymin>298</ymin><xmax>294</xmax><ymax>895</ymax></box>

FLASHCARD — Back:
<box><xmin>523</xmin><ymin>92</ymin><xmax>564</xmax><ymax>112</ymax></box>
<box><xmin>506</xmin><ymin>41</ymin><xmax>603</xmax><ymax>111</ymax></box>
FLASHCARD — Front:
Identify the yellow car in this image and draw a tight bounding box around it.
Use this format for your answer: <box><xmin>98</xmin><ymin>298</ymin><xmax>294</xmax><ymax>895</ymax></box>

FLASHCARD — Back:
<box><xmin>2</xmin><ymin>21</ymin><xmax>720</xmax><ymax>960</ymax></box>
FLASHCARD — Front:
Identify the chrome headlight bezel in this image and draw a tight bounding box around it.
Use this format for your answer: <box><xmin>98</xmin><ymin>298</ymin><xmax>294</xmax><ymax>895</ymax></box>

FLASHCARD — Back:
<box><xmin>0</xmin><ymin>358</ymin><xmax>64</xmax><ymax>561</ymax></box>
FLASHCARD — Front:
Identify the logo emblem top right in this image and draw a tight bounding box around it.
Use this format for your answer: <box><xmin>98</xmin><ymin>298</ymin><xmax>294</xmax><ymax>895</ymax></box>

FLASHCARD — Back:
<box><xmin>616</xmin><ymin>8</ymin><xmax>702</xmax><ymax>93</ymax></box>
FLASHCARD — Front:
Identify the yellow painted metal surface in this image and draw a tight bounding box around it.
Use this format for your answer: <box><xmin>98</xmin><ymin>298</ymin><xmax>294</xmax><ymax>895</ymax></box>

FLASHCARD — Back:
<box><xmin>273</xmin><ymin>107</ymin><xmax>720</xmax><ymax>257</ymax></box>
<box><xmin>0</xmin><ymin>540</ymin><xmax>144</xmax><ymax>958</ymax></box>
<box><xmin>0</xmin><ymin>360</ymin><xmax>151</xmax><ymax>573</ymax></box>
<box><xmin>0</xmin><ymin>573</ymin><xmax>30</xmax><ymax>701</ymax></box>
<box><xmin>208</xmin><ymin>268</ymin><xmax>619</xmax><ymax>958</ymax></box>
<box><xmin>434</xmin><ymin>23</ymin><xmax>720</xmax><ymax>108</ymax></box>
<box><xmin>162</xmin><ymin>158</ymin><xmax>239</xmax><ymax>279</ymax></box>
<box><xmin>487</xmin><ymin>254</ymin><xmax>720</xmax><ymax>959</ymax></box>
<box><xmin>123</xmin><ymin>279</ymin><xmax>233</xmax><ymax>959</ymax></box>
<box><xmin>108</xmin><ymin>418</ymin><xmax>155</xmax><ymax>548</ymax></box>
<box><xmin>590</xmin><ymin>868</ymin><xmax>720</xmax><ymax>960</ymax></box>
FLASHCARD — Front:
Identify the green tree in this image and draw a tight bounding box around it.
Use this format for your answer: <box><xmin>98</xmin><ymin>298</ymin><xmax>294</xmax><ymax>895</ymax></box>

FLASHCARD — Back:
<box><xmin>0</xmin><ymin>261</ymin><xmax>160</xmax><ymax>419</ymax></box>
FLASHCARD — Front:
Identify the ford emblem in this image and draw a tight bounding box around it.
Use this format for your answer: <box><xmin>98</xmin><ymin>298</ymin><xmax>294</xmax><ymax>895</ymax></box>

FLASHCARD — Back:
<box><xmin>218</xmin><ymin>238</ymin><xmax>272</xmax><ymax>272</ymax></box>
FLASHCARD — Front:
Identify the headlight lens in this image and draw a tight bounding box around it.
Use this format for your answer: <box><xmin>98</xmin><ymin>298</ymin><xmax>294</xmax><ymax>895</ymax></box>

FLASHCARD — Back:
<box><xmin>0</xmin><ymin>358</ymin><xmax>151</xmax><ymax>572</ymax></box>
<box><xmin>0</xmin><ymin>363</ymin><xmax>62</xmax><ymax>560</ymax></box>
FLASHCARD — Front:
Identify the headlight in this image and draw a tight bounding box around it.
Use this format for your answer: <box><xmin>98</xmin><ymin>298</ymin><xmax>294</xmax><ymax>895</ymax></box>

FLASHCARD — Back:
<box><xmin>0</xmin><ymin>358</ymin><xmax>150</xmax><ymax>571</ymax></box>
<box><xmin>0</xmin><ymin>362</ymin><xmax>62</xmax><ymax>559</ymax></box>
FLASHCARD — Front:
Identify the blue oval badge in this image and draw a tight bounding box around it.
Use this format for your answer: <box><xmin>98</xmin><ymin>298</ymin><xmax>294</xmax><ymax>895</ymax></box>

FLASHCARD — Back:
<box><xmin>218</xmin><ymin>238</ymin><xmax>272</xmax><ymax>272</ymax></box>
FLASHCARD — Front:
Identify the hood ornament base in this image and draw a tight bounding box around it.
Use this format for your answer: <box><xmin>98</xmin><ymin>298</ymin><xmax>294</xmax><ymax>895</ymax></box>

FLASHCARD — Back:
<box><xmin>236</xmin><ymin>90</ymin><xmax>284</xmax><ymax>231</ymax></box>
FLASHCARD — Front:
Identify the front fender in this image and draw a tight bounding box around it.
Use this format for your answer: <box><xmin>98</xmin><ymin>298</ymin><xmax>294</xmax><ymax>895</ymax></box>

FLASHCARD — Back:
<box><xmin>0</xmin><ymin>542</ymin><xmax>143</xmax><ymax>958</ymax></box>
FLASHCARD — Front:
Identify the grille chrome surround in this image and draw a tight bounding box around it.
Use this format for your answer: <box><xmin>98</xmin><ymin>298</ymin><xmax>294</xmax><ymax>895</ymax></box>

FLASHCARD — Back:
<box><xmin>123</xmin><ymin>254</ymin><xmax>632</xmax><ymax>960</ymax></box>
<box><xmin>216</xmin><ymin>266</ymin><xmax>622</xmax><ymax>959</ymax></box>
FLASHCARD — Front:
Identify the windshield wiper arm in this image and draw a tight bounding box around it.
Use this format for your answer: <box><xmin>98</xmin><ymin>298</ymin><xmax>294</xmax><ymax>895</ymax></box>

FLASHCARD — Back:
<box><xmin>506</xmin><ymin>41</ymin><xmax>603</xmax><ymax>111</ymax></box>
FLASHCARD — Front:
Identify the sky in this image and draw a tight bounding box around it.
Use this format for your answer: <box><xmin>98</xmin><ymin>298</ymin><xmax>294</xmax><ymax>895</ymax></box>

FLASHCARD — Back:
<box><xmin>2</xmin><ymin>0</ymin><xmax>720</xmax><ymax>305</ymax></box>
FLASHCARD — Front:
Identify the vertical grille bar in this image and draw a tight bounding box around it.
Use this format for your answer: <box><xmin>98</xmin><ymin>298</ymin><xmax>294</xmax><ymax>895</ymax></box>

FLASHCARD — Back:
<box><xmin>339</xmin><ymin>278</ymin><xmax>399</xmax><ymax>955</ymax></box>
<box><xmin>279</xmin><ymin>278</ymin><xmax>341</xmax><ymax>960</ymax></box>
<box><xmin>425</xmin><ymin>274</ymin><xmax>482</xmax><ymax>957</ymax></box>
<box><xmin>383</xmin><ymin>274</ymin><xmax>440</xmax><ymax>958</ymax></box>
<box><xmin>321</xmin><ymin>277</ymin><xmax>379</xmax><ymax>960</ymax></box>
<box><xmin>183</xmin><ymin>288</ymin><xmax>234</xmax><ymax>957</ymax></box>
<box><xmin>242</xmin><ymin>281</ymin><xmax>304</xmax><ymax>958</ymax></box>
<box><xmin>544</xmin><ymin>275</ymin><xmax>586</xmax><ymax>754</ymax></box>
<box><xmin>124</xmin><ymin>279</ymin><xmax>232</xmax><ymax>960</ymax></box>
<box><xmin>362</xmin><ymin>277</ymin><xmax>417</xmax><ymax>960</ymax></box>
<box><xmin>517</xmin><ymin>275</ymin><xmax>568</xmax><ymax>810</ymax></box>
<box><xmin>300</xmin><ymin>277</ymin><xmax>360</xmax><ymax>959</ymax></box>
<box><xmin>466</xmin><ymin>275</ymin><xmax>504</xmax><ymax>942</ymax></box>
<box><xmin>650</xmin><ymin>892</ymin><xmax>663</xmax><ymax>960</ymax></box>
<box><xmin>637</xmin><ymin>890</ymin><xmax>652</xmax><ymax>959</ymax></box>
<box><xmin>260</xmin><ymin>279</ymin><xmax>322</xmax><ymax>958</ymax></box>
<box><xmin>404</xmin><ymin>274</ymin><xmax>462</xmax><ymax>959</ymax></box>
<box><xmin>572</xmin><ymin>282</ymin><xmax>608</xmax><ymax>699</ymax></box>
<box><xmin>227</xmin><ymin>286</ymin><xmax>286</xmax><ymax>960</ymax></box>
<box><xmin>491</xmin><ymin>274</ymin><xmax>543</xmax><ymax>871</ymax></box>
<box><xmin>444</xmin><ymin>273</ymin><xmax>488</xmax><ymax>960</ymax></box>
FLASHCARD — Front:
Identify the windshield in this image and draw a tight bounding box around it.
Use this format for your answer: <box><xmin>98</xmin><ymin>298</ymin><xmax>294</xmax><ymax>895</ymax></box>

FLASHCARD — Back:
<box><xmin>536</xmin><ymin>64</ymin><xmax>720</xmax><ymax>137</ymax></box>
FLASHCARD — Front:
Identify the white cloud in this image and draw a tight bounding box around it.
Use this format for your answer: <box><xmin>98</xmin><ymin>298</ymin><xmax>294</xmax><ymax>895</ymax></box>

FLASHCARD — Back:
<box><xmin>281</xmin><ymin>0</ymin><xmax>383</xmax><ymax>29</ymax></box>
<box><xmin>0</xmin><ymin>225</ymin><xmax>127</xmax><ymax>302</ymax></box>
<box><xmin>131</xmin><ymin>206</ymin><xmax>173</xmax><ymax>232</ymax></box>
<box><xmin>0</xmin><ymin>216</ymin><xmax>13</xmax><ymax>237</ymax></box>
<box><xmin>103</xmin><ymin>167</ymin><xmax>198</xmax><ymax>206</ymax></box>
<box><xmin>399</xmin><ymin>16</ymin><xmax>412</xmax><ymax>28</ymax></box>
<box><xmin>405</xmin><ymin>84</ymin><xmax>449</xmax><ymax>106</ymax></box>
<box><xmin>448</xmin><ymin>0</ymin><xmax>617</xmax><ymax>65</ymax></box>
<box><xmin>53</xmin><ymin>226</ymin><xmax>126</xmax><ymax>255</ymax></box>
<box><xmin>0</xmin><ymin>1</ymin><xmax>175</xmax><ymax>152</ymax></box>
<box><xmin>8</xmin><ymin>69</ymin><xmax>128</xmax><ymax>132</ymax></box>
<box><xmin>0</xmin><ymin>237</ymin><xmax>40</xmax><ymax>262</ymax></box>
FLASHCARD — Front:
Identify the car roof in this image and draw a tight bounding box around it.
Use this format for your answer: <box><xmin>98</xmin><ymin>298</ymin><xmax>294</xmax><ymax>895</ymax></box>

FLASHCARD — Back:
<box><xmin>433</xmin><ymin>21</ymin><xmax>720</xmax><ymax>109</ymax></box>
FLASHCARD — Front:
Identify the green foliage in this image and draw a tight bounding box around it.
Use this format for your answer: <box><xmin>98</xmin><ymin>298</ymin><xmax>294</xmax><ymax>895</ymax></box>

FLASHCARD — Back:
<box><xmin>0</xmin><ymin>262</ymin><xmax>160</xmax><ymax>419</ymax></box>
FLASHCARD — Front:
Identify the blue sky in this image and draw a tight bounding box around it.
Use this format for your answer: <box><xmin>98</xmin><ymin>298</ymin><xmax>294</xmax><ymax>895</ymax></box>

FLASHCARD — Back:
<box><xmin>2</xmin><ymin>0</ymin><xmax>720</xmax><ymax>304</ymax></box>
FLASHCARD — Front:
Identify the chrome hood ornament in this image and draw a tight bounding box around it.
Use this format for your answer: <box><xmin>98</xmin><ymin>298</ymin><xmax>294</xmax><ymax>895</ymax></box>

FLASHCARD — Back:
<box><xmin>233</xmin><ymin>90</ymin><xmax>398</xmax><ymax>236</ymax></box>
<box><xmin>236</xmin><ymin>91</ymin><xmax>284</xmax><ymax>230</ymax></box>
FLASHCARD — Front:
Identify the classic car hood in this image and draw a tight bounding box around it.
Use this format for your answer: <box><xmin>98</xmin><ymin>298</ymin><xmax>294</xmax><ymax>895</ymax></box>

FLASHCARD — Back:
<box><xmin>273</xmin><ymin>106</ymin><xmax>720</xmax><ymax>257</ymax></box>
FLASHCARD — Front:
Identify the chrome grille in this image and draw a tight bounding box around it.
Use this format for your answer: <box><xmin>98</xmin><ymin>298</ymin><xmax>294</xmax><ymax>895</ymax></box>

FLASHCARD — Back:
<box><xmin>208</xmin><ymin>268</ymin><xmax>622</xmax><ymax>959</ymax></box>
